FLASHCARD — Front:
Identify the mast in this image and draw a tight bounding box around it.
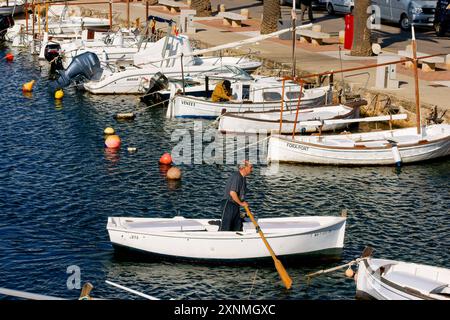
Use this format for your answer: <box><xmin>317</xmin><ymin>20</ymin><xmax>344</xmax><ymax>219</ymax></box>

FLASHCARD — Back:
<box><xmin>291</xmin><ymin>1</ymin><xmax>297</xmax><ymax>78</ymax></box>
<box><xmin>411</xmin><ymin>26</ymin><xmax>421</xmax><ymax>135</ymax></box>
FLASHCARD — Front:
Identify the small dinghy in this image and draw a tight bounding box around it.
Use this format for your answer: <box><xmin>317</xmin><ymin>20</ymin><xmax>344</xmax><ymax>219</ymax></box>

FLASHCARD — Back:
<box><xmin>218</xmin><ymin>103</ymin><xmax>362</xmax><ymax>134</ymax></box>
<box><xmin>356</xmin><ymin>257</ymin><xmax>450</xmax><ymax>300</ymax></box>
<box><xmin>106</xmin><ymin>215</ymin><xmax>347</xmax><ymax>263</ymax></box>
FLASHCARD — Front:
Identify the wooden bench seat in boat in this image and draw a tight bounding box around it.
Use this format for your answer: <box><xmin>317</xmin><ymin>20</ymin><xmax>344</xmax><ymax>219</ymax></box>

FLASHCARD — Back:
<box><xmin>243</xmin><ymin>220</ymin><xmax>321</xmax><ymax>233</ymax></box>
<box><xmin>383</xmin><ymin>270</ymin><xmax>448</xmax><ymax>294</ymax></box>
<box><xmin>124</xmin><ymin>219</ymin><xmax>206</xmax><ymax>232</ymax></box>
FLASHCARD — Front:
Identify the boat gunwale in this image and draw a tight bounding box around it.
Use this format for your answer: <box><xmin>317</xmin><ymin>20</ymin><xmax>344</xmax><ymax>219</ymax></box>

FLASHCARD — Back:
<box><xmin>107</xmin><ymin>217</ymin><xmax>346</xmax><ymax>240</ymax></box>
<box><xmin>270</xmin><ymin>131</ymin><xmax>450</xmax><ymax>151</ymax></box>
<box><xmin>220</xmin><ymin>105</ymin><xmax>357</xmax><ymax>124</ymax></box>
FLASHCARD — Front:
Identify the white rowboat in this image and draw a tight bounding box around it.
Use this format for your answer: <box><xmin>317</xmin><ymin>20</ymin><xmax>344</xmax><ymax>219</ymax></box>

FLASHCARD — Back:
<box><xmin>218</xmin><ymin>103</ymin><xmax>362</xmax><ymax>134</ymax></box>
<box><xmin>355</xmin><ymin>258</ymin><xmax>450</xmax><ymax>300</ymax></box>
<box><xmin>267</xmin><ymin>124</ymin><xmax>450</xmax><ymax>165</ymax></box>
<box><xmin>106</xmin><ymin>215</ymin><xmax>347</xmax><ymax>262</ymax></box>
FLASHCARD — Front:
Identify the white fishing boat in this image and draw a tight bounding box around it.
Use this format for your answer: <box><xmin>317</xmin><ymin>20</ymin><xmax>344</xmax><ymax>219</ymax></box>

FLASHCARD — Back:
<box><xmin>167</xmin><ymin>80</ymin><xmax>331</xmax><ymax>119</ymax></box>
<box><xmin>267</xmin><ymin>123</ymin><xmax>450</xmax><ymax>165</ymax></box>
<box><xmin>218</xmin><ymin>102</ymin><xmax>363</xmax><ymax>134</ymax></box>
<box><xmin>355</xmin><ymin>257</ymin><xmax>450</xmax><ymax>300</ymax></box>
<box><xmin>74</xmin><ymin>35</ymin><xmax>261</xmax><ymax>94</ymax></box>
<box><xmin>0</xmin><ymin>0</ymin><xmax>24</xmax><ymax>15</ymax></box>
<box><xmin>75</xmin><ymin>25</ymin><xmax>314</xmax><ymax>94</ymax></box>
<box><xmin>106</xmin><ymin>215</ymin><xmax>347</xmax><ymax>262</ymax></box>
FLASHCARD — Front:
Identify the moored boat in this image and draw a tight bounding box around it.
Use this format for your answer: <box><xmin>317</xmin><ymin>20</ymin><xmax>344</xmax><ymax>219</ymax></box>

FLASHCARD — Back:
<box><xmin>267</xmin><ymin>124</ymin><xmax>450</xmax><ymax>166</ymax></box>
<box><xmin>167</xmin><ymin>83</ymin><xmax>331</xmax><ymax>119</ymax></box>
<box><xmin>355</xmin><ymin>257</ymin><xmax>450</xmax><ymax>300</ymax></box>
<box><xmin>218</xmin><ymin>102</ymin><xmax>363</xmax><ymax>134</ymax></box>
<box><xmin>106</xmin><ymin>215</ymin><xmax>347</xmax><ymax>263</ymax></box>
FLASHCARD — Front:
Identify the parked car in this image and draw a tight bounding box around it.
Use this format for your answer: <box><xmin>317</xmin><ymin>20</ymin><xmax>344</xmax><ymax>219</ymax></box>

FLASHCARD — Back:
<box><xmin>373</xmin><ymin>0</ymin><xmax>438</xmax><ymax>30</ymax></box>
<box><xmin>434</xmin><ymin>0</ymin><xmax>450</xmax><ymax>35</ymax></box>
<box><xmin>325</xmin><ymin>0</ymin><xmax>354</xmax><ymax>15</ymax></box>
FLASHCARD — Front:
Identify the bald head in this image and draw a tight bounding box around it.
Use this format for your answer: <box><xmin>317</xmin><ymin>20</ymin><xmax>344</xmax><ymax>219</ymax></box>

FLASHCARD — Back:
<box><xmin>239</xmin><ymin>160</ymin><xmax>253</xmax><ymax>177</ymax></box>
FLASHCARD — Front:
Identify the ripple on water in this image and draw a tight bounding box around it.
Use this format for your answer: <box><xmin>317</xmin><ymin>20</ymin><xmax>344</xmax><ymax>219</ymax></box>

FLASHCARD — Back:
<box><xmin>0</xmin><ymin>48</ymin><xmax>449</xmax><ymax>300</ymax></box>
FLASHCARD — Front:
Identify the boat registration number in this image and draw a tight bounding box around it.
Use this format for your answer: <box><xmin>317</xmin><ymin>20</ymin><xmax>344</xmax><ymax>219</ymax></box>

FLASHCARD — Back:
<box><xmin>312</xmin><ymin>230</ymin><xmax>331</xmax><ymax>237</ymax></box>
<box><xmin>287</xmin><ymin>142</ymin><xmax>308</xmax><ymax>151</ymax></box>
<box><xmin>129</xmin><ymin>235</ymin><xmax>139</xmax><ymax>240</ymax></box>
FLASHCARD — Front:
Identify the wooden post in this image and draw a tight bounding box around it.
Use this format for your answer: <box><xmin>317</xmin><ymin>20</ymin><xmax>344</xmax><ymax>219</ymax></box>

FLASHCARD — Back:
<box><xmin>411</xmin><ymin>26</ymin><xmax>421</xmax><ymax>135</ymax></box>
<box><xmin>45</xmin><ymin>1</ymin><xmax>49</xmax><ymax>33</ymax></box>
<box><xmin>32</xmin><ymin>1</ymin><xmax>35</xmax><ymax>39</ymax></box>
<box><xmin>279</xmin><ymin>79</ymin><xmax>286</xmax><ymax>134</ymax></box>
<box><xmin>25</xmin><ymin>0</ymin><xmax>29</xmax><ymax>33</ymax></box>
<box><xmin>291</xmin><ymin>2</ymin><xmax>297</xmax><ymax>78</ymax></box>
<box><xmin>127</xmin><ymin>0</ymin><xmax>130</xmax><ymax>30</ymax></box>
<box><xmin>109</xmin><ymin>0</ymin><xmax>112</xmax><ymax>29</ymax></box>
<box><xmin>291</xmin><ymin>81</ymin><xmax>303</xmax><ymax>138</ymax></box>
<box><xmin>37</xmin><ymin>2</ymin><xmax>41</xmax><ymax>37</ymax></box>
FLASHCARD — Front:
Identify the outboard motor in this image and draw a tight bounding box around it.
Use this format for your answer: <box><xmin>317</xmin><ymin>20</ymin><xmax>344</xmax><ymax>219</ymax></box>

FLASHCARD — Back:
<box><xmin>0</xmin><ymin>15</ymin><xmax>15</xmax><ymax>41</ymax></box>
<box><xmin>140</xmin><ymin>72</ymin><xmax>169</xmax><ymax>105</ymax></box>
<box><xmin>44</xmin><ymin>43</ymin><xmax>64</xmax><ymax>75</ymax></box>
<box><xmin>50</xmin><ymin>52</ymin><xmax>102</xmax><ymax>90</ymax></box>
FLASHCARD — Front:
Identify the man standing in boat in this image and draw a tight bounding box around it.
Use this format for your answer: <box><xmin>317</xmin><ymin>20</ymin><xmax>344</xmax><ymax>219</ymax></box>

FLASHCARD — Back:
<box><xmin>211</xmin><ymin>80</ymin><xmax>233</xmax><ymax>102</ymax></box>
<box><xmin>219</xmin><ymin>160</ymin><xmax>253</xmax><ymax>231</ymax></box>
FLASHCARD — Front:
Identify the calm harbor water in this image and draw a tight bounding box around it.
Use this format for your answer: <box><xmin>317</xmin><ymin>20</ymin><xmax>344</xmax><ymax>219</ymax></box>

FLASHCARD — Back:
<box><xmin>0</xmin><ymin>47</ymin><xmax>449</xmax><ymax>300</ymax></box>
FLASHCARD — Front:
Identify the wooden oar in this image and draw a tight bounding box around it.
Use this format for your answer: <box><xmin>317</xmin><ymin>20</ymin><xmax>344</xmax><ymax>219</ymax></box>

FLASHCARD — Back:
<box><xmin>244</xmin><ymin>206</ymin><xmax>293</xmax><ymax>290</ymax></box>
<box><xmin>78</xmin><ymin>282</ymin><xmax>94</xmax><ymax>300</ymax></box>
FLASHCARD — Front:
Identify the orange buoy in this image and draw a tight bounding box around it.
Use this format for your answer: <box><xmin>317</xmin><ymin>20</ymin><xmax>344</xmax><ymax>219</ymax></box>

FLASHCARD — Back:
<box><xmin>345</xmin><ymin>267</ymin><xmax>355</xmax><ymax>278</ymax></box>
<box><xmin>166</xmin><ymin>167</ymin><xmax>181</xmax><ymax>180</ymax></box>
<box><xmin>159</xmin><ymin>153</ymin><xmax>172</xmax><ymax>165</ymax></box>
<box><xmin>5</xmin><ymin>53</ymin><xmax>14</xmax><ymax>62</ymax></box>
<box><xmin>22</xmin><ymin>80</ymin><xmax>35</xmax><ymax>92</ymax></box>
<box><xmin>105</xmin><ymin>134</ymin><xmax>121</xmax><ymax>149</ymax></box>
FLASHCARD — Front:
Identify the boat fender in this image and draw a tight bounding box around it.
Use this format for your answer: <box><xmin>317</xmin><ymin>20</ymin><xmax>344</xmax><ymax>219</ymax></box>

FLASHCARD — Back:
<box><xmin>388</xmin><ymin>140</ymin><xmax>402</xmax><ymax>167</ymax></box>
<box><xmin>345</xmin><ymin>266</ymin><xmax>355</xmax><ymax>278</ymax></box>
<box><xmin>114</xmin><ymin>113</ymin><xmax>135</xmax><ymax>120</ymax></box>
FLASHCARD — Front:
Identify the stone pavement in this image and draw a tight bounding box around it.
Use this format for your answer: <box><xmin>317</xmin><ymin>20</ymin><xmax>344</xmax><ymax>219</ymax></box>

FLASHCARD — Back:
<box><xmin>74</xmin><ymin>0</ymin><xmax>450</xmax><ymax>121</ymax></box>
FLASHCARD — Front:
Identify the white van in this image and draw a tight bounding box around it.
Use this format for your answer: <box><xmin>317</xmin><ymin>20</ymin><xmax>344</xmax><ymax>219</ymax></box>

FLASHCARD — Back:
<box><xmin>372</xmin><ymin>0</ymin><xmax>437</xmax><ymax>30</ymax></box>
<box><xmin>326</xmin><ymin>0</ymin><xmax>355</xmax><ymax>14</ymax></box>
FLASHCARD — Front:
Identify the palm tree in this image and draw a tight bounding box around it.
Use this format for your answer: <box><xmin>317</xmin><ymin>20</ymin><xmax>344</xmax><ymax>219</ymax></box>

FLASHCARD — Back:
<box><xmin>191</xmin><ymin>0</ymin><xmax>212</xmax><ymax>17</ymax></box>
<box><xmin>261</xmin><ymin>0</ymin><xmax>281</xmax><ymax>34</ymax></box>
<box><xmin>351</xmin><ymin>0</ymin><xmax>372</xmax><ymax>56</ymax></box>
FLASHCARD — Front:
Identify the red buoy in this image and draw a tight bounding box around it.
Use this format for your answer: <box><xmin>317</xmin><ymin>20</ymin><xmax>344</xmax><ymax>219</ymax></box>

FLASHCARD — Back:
<box><xmin>159</xmin><ymin>153</ymin><xmax>172</xmax><ymax>165</ymax></box>
<box><xmin>5</xmin><ymin>53</ymin><xmax>14</xmax><ymax>62</ymax></box>
<box><xmin>105</xmin><ymin>135</ymin><xmax>121</xmax><ymax>149</ymax></box>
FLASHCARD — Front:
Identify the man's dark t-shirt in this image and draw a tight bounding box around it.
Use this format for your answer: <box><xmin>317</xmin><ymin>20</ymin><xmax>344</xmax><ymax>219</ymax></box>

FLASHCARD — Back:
<box><xmin>223</xmin><ymin>171</ymin><xmax>247</xmax><ymax>204</ymax></box>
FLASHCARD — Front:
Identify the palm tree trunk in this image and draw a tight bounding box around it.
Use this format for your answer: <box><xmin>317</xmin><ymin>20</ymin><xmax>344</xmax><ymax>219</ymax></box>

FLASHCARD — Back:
<box><xmin>191</xmin><ymin>0</ymin><xmax>212</xmax><ymax>17</ymax></box>
<box><xmin>351</xmin><ymin>0</ymin><xmax>372</xmax><ymax>56</ymax></box>
<box><xmin>261</xmin><ymin>0</ymin><xmax>281</xmax><ymax>35</ymax></box>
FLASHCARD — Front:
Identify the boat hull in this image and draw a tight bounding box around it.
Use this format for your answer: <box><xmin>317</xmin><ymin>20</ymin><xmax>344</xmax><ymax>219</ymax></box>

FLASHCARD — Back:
<box><xmin>355</xmin><ymin>258</ymin><xmax>450</xmax><ymax>300</ymax></box>
<box><xmin>107</xmin><ymin>216</ymin><xmax>346</xmax><ymax>262</ymax></box>
<box><xmin>218</xmin><ymin>105</ymin><xmax>359</xmax><ymax>134</ymax></box>
<box><xmin>168</xmin><ymin>93</ymin><xmax>327</xmax><ymax>119</ymax></box>
<box><xmin>267</xmin><ymin>125</ymin><xmax>450</xmax><ymax>165</ymax></box>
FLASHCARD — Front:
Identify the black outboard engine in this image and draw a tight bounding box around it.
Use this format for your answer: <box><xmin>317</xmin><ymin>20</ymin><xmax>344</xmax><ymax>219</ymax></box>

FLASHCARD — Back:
<box><xmin>50</xmin><ymin>52</ymin><xmax>102</xmax><ymax>90</ymax></box>
<box><xmin>140</xmin><ymin>72</ymin><xmax>169</xmax><ymax>105</ymax></box>
<box><xmin>0</xmin><ymin>15</ymin><xmax>14</xmax><ymax>41</ymax></box>
<box><xmin>44</xmin><ymin>43</ymin><xmax>64</xmax><ymax>75</ymax></box>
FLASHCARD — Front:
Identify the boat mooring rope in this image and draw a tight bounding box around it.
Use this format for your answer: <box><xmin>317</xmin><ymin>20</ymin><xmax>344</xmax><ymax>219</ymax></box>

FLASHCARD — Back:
<box><xmin>247</xmin><ymin>269</ymin><xmax>258</xmax><ymax>299</ymax></box>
